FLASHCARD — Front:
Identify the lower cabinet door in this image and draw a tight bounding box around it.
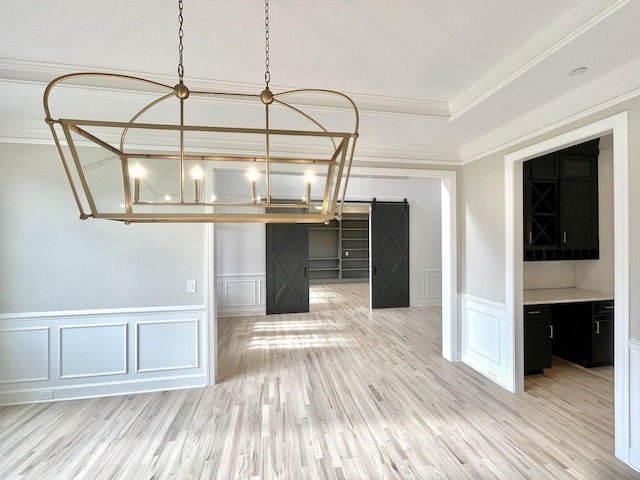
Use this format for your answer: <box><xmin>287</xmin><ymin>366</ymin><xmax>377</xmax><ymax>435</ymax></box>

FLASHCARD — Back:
<box><xmin>551</xmin><ymin>302</ymin><xmax>591</xmax><ymax>365</ymax></box>
<box><xmin>590</xmin><ymin>317</ymin><xmax>614</xmax><ymax>367</ymax></box>
<box><xmin>524</xmin><ymin>317</ymin><xmax>552</xmax><ymax>374</ymax></box>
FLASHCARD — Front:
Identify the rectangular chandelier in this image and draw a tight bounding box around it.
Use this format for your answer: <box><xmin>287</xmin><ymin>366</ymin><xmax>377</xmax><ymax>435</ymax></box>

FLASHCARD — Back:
<box><xmin>43</xmin><ymin>73</ymin><xmax>359</xmax><ymax>224</ymax></box>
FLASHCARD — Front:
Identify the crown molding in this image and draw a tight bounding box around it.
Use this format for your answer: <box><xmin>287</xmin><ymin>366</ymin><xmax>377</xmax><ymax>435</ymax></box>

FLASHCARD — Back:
<box><xmin>449</xmin><ymin>0</ymin><xmax>631</xmax><ymax>120</ymax></box>
<box><xmin>0</xmin><ymin>58</ymin><xmax>449</xmax><ymax>119</ymax></box>
<box><xmin>460</xmin><ymin>56</ymin><xmax>640</xmax><ymax>163</ymax></box>
<box><xmin>0</xmin><ymin>117</ymin><xmax>460</xmax><ymax>167</ymax></box>
<box><xmin>354</xmin><ymin>142</ymin><xmax>460</xmax><ymax>166</ymax></box>
<box><xmin>0</xmin><ymin>119</ymin><xmax>52</xmax><ymax>145</ymax></box>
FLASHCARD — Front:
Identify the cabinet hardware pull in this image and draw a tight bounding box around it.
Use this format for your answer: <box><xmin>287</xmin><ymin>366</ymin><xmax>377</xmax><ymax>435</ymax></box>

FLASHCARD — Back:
<box><xmin>604</xmin><ymin>306</ymin><xmax>614</xmax><ymax>309</ymax></box>
<box><xmin>528</xmin><ymin>310</ymin><xmax>541</xmax><ymax>314</ymax></box>
<box><xmin>529</xmin><ymin>232</ymin><xmax>532</xmax><ymax>244</ymax></box>
<box><xmin>549</xmin><ymin>325</ymin><xmax>554</xmax><ymax>339</ymax></box>
<box><xmin>563</xmin><ymin>231</ymin><xmax>567</xmax><ymax>243</ymax></box>
<box><xmin>304</xmin><ymin>267</ymin><xmax>307</xmax><ymax>278</ymax></box>
<box><xmin>595</xmin><ymin>321</ymin><xmax>600</xmax><ymax>334</ymax></box>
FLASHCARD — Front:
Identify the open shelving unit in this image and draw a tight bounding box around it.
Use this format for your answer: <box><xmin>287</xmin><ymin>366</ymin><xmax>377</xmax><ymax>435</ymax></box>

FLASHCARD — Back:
<box><xmin>309</xmin><ymin>213</ymin><xmax>369</xmax><ymax>284</ymax></box>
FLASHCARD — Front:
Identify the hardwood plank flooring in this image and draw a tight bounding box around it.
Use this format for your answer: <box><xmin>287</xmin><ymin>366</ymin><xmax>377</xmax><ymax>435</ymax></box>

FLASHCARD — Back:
<box><xmin>0</xmin><ymin>283</ymin><xmax>638</xmax><ymax>479</ymax></box>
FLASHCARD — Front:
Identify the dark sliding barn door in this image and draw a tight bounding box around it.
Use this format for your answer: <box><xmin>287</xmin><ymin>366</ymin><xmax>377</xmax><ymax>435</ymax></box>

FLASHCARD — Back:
<box><xmin>371</xmin><ymin>199</ymin><xmax>410</xmax><ymax>309</ymax></box>
<box><xmin>266</xmin><ymin>223</ymin><xmax>310</xmax><ymax>314</ymax></box>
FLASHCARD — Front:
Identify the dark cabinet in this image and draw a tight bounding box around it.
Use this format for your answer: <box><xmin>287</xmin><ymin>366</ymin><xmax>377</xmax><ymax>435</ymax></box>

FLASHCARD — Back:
<box><xmin>552</xmin><ymin>300</ymin><xmax>614</xmax><ymax>368</ymax></box>
<box><xmin>551</xmin><ymin>302</ymin><xmax>592</xmax><ymax>365</ymax></box>
<box><xmin>559</xmin><ymin>179</ymin><xmax>598</xmax><ymax>250</ymax></box>
<box><xmin>524</xmin><ymin>305</ymin><xmax>552</xmax><ymax>374</ymax></box>
<box><xmin>524</xmin><ymin>180</ymin><xmax>557</xmax><ymax>249</ymax></box>
<box><xmin>524</xmin><ymin>139</ymin><xmax>599</xmax><ymax>261</ymax></box>
<box><xmin>524</xmin><ymin>299</ymin><xmax>614</xmax><ymax>374</ymax></box>
<box><xmin>589</xmin><ymin>300</ymin><xmax>614</xmax><ymax>367</ymax></box>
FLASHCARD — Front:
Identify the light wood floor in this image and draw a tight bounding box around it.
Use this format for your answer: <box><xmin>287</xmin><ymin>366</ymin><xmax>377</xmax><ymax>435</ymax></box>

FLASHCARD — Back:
<box><xmin>1</xmin><ymin>283</ymin><xmax>638</xmax><ymax>479</ymax></box>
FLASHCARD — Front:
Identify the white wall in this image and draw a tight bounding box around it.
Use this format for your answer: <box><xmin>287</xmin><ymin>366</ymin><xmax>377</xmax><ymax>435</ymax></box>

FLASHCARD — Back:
<box><xmin>459</xmin><ymin>154</ymin><xmax>506</xmax><ymax>300</ymax></box>
<box><xmin>0</xmin><ymin>144</ymin><xmax>207</xmax><ymax>312</ymax></box>
<box><xmin>0</xmin><ymin>143</ymin><xmax>210</xmax><ymax>404</ymax></box>
<box><xmin>215</xmin><ymin>174</ymin><xmax>443</xmax><ymax>315</ymax></box>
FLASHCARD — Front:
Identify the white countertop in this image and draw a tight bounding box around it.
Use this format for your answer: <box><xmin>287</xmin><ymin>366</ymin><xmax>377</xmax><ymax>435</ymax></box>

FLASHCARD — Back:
<box><xmin>523</xmin><ymin>287</ymin><xmax>614</xmax><ymax>305</ymax></box>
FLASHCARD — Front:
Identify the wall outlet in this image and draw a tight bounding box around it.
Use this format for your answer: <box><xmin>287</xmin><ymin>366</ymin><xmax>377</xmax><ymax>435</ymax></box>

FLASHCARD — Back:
<box><xmin>186</xmin><ymin>280</ymin><xmax>197</xmax><ymax>293</ymax></box>
<box><xmin>38</xmin><ymin>390</ymin><xmax>54</xmax><ymax>401</ymax></box>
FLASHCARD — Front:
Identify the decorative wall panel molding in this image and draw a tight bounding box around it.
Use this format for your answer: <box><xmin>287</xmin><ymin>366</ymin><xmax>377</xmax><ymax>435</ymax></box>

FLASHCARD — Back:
<box><xmin>460</xmin><ymin>294</ymin><xmax>508</xmax><ymax>388</ymax></box>
<box><xmin>60</xmin><ymin>323</ymin><xmax>127</xmax><ymax>379</ymax></box>
<box><xmin>410</xmin><ymin>270</ymin><xmax>442</xmax><ymax>306</ymax></box>
<box><xmin>0</xmin><ymin>306</ymin><xmax>207</xmax><ymax>406</ymax></box>
<box><xmin>136</xmin><ymin>319</ymin><xmax>199</xmax><ymax>372</ymax></box>
<box><xmin>217</xmin><ymin>274</ymin><xmax>266</xmax><ymax>317</ymax></box>
<box><xmin>0</xmin><ymin>327</ymin><xmax>50</xmax><ymax>384</ymax></box>
<box><xmin>218</xmin><ymin>271</ymin><xmax>442</xmax><ymax>316</ymax></box>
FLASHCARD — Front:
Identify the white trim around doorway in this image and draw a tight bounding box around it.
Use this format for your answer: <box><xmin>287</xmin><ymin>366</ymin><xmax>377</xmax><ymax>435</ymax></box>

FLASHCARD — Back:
<box><xmin>504</xmin><ymin>112</ymin><xmax>630</xmax><ymax>464</ymax></box>
<box><xmin>349</xmin><ymin>167</ymin><xmax>459</xmax><ymax>362</ymax></box>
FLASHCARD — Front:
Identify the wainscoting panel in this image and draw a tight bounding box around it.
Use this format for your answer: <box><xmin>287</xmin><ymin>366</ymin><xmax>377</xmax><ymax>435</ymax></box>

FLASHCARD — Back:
<box><xmin>227</xmin><ymin>281</ymin><xmax>257</xmax><ymax>307</ymax></box>
<box><xmin>0</xmin><ymin>306</ymin><xmax>207</xmax><ymax>405</ymax></box>
<box><xmin>136</xmin><ymin>319</ymin><xmax>199</xmax><ymax>372</ymax></box>
<box><xmin>60</xmin><ymin>323</ymin><xmax>127</xmax><ymax>378</ymax></box>
<box><xmin>217</xmin><ymin>274</ymin><xmax>266</xmax><ymax>316</ymax></box>
<box><xmin>0</xmin><ymin>327</ymin><xmax>50</xmax><ymax>384</ymax></box>
<box><xmin>219</xmin><ymin>271</ymin><xmax>441</xmax><ymax>316</ymax></box>
<box><xmin>630</xmin><ymin>339</ymin><xmax>640</xmax><ymax>470</ymax></box>
<box><xmin>461</xmin><ymin>294</ymin><xmax>508</xmax><ymax>388</ymax></box>
<box><xmin>410</xmin><ymin>269</ymin><xmax>442</xmax><ymax>306</ymax></box>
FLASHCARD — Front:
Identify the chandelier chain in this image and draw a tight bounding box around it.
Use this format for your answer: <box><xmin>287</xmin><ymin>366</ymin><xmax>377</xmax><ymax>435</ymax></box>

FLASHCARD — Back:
<box><xmin>264</xmin><ymin>0</ymin><xmax>270</xmax><ymax>88</ymax></box>
<box><xmin>178</xmin><ymin>0</ymin><xmax>185</xmax><ymax>83</ymax></box>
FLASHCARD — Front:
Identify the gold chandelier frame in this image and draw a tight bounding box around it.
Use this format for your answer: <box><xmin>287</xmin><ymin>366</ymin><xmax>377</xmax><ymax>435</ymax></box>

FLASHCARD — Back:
<box><xmin>43</xmin><ymin>1</ymin><xmax>359</xmax><ymax>224</ymax></box>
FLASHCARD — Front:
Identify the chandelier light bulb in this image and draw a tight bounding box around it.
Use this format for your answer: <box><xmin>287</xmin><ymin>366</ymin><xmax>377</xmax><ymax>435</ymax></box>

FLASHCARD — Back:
<box><xmin>304</xmin><ymin>171</ymin><xmax>315</xmax><ymax>205</ymax></box>
<box><xmin>191</xmin><ymin>163</ymin><xmax>204</xmax><ymax>180</ymax></box>
<box><xmin>304</xmin><ymin>171</ymin><xmax>315</xmax><ymax>184</ymax></box>
<box><xmin>192</xmin><ymin>164</ymin><xmax>203</xmax><ymax>203</ymax></box>
<box><xmin>130</xmin><ymin>162</ymin><xmax>143</xmax><ymax>178</ymax></box>
<box><xmin>130</xmin><ymin>162</ymin><xmax>143</xmax><ymax>202</ymax></box>
<box><xmin>247</xmin><ymin>168</ymin><xmax>260</xmax><ymax>182</ymax></box>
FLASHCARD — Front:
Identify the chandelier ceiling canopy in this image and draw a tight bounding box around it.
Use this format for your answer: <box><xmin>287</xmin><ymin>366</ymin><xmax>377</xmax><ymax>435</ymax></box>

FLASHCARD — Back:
<box><xmin>43</xmin><ymin>0</ymin><xmax>359</xmax><ymax>224</ymax></box>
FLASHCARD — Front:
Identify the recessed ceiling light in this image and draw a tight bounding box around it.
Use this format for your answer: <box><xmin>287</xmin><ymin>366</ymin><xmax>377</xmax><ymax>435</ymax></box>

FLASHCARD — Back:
<box><xmin>569</xmin><ymin>67</ymin><xmax>588</xmax><ymax>76</ymax></box>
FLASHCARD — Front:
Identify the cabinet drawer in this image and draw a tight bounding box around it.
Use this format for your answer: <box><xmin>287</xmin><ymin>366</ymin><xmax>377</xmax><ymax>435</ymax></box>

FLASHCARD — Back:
<box><xmin>593</xmin><ymin>300</ymin><xmax>614</xmax><ymax>316</ymax></box>
<box><xmin>524</xmin><ymin>305</ymin><xmax>551</xmax><ymax>319</ymax></box>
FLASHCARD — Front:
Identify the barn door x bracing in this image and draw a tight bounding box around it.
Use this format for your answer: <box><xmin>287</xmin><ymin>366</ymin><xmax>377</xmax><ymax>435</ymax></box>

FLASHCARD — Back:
<box><xmin>266</xmin><ymin>223</ymin><xmax>310</xmax><ymax>314</ymax></box>
<box><xmin>371</xmin><ymin>200</ymin><xmax>410</xmax><ymax>309</ymax></box>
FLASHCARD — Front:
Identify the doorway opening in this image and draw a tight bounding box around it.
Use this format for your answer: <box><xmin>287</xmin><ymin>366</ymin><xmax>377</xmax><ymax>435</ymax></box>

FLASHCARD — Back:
<box><xmin>212</xmin><ymin>167</ymin><xmax>459</xmax><ymax>367</ymax></box>
<box><xmin>505</xmin><ymin>112</ymin><xmax>629</xmax><ymax>461</ymax></box>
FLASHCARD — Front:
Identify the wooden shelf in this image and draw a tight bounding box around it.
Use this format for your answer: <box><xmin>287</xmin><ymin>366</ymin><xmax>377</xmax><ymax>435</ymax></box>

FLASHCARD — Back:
<box><xmin>308</xmin><ymin>212</ymin><xmax>369</xmax><ymax>283</ymax></box>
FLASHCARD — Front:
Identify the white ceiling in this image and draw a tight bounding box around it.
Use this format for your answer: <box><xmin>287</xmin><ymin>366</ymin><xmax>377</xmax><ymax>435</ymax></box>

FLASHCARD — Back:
<box><xmin>2</xmin><ymin>0</ymin><xmax>640</xmax><ymax>163</ymax></box>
